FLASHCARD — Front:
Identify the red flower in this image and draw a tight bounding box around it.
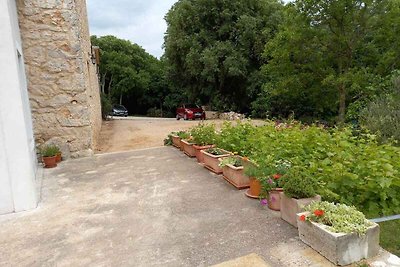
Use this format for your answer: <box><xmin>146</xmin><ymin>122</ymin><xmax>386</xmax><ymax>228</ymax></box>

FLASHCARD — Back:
<box><xmin>314</xmin><ymin>209</ymin><xmax>324</xmax><ymax>217</ymax></box>
<box><xmin>272</xmin><ymin>174</ymin><xmax>282</xmax><ymax>179</ymax></box>
<box><xmin>299</xmin><ymin>214</ymin><xmax>306</xmax><ymax>221</ymax></box>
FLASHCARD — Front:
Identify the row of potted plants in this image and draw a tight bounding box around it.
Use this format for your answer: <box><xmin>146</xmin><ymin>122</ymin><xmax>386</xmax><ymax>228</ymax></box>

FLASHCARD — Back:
<box><xmin>165</xmin><ymin>122</ymin><xmax>383</xmax><ymax>265</ymax></box>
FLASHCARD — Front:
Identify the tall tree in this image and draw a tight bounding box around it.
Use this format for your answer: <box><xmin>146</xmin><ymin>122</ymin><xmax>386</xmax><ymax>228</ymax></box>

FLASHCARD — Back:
<box><xmin>164</xmin><ymin>0</ymin><xmax>283</xmax><ymax>112</ymax></box>
<box><xmin>91</xmin><ymin>35</ymin><xmax>169</xmax><ymax>115</ymax></box>
<box><xmin>263</xmin><ymin>0</ymin><xmax>400</xmax><ymax>123</ymax></box>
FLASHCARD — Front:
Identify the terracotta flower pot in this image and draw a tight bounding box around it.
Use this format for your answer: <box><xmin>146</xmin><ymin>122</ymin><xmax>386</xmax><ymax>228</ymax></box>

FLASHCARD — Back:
<box><xmin>171</xmin><ymin>135</ymin><xmax>181</xmax><ymax>149</ymax></box>
<box><xmin>55</xmin><ymin>152</ymin><xmax>62</xmax><ymax>163</ymax></box>
<box><xmin>193</xmin><ymin>144</ymin><xmax>214</xmax><ymax>163</ymax></box>
<box><xmin>281</xmin><ymin>194</ymin><xmax>321</xmax><ymax>227</ymax></box>
<box><xmin>201</xmin><ymin>148</ymin><xmax>231</xmax><ymax>174</ymax></box>
<box><xmin>42</xmin><ymin>156</ymin><xmax>57</xmax><ymax>168</ymax></box>
<box><xmin>268</xmin><ymin>188</ymin><xmax>283</xmax><ymax>211</ymax></box>
<box><xmin>181</xmin><ymin>139</ymin><xmax>196</xmax><ymax>157</ymax></box>
<box><xmin>245</xmin><ymin>177</ymin><xmax>261</xmax><ymax>198</ymax></box>
<box><xmin>221</xmin><ymin>162</ymin><xmax>250</xmax><ymax>189</ymax></box>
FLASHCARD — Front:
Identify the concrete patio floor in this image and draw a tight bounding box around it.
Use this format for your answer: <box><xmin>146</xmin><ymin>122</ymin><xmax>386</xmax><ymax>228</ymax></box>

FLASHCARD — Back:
<box><xmin>0</xmin><ymin>147</ymin><xmax>389</xmax><ymax>266</ymax></box>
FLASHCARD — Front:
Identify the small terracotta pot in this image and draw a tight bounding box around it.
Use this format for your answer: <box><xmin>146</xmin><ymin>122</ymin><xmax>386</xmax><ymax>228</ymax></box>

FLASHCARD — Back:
<box><xmin>245</xmin><ymin>177</ymin><xmax>261</xmax><ymax>198</ymax></box>
<box><xmin>193</xmin><ymin>144</ymin><xmax>214</xmax><ymax>163</ymax></box>
<box><xmin>268</xmin><ymin>188</ymin><xmax>283</xmax><ymax>211</ymax></box>
<box><xmin>42</xmin><ymin>156</ymin><xmax>57</xmax><ymax>168</ymax></box>
<box><xmin>181</xmin><ymin>139</ymin><xmax>196</xmax><ymax>157</ymax></box>
<box><xmin>221</xmin><ymin>163</ymin><xmax>250</xmax><ymax>189</ymax></box>
<box><xmin>201</xmin><ymin>148</ymin><xmax>231</xmax><ymax>174</ymax></box>
<box><xmin>171</xmin><ymin>135</ymin><xmax>181</xmax><ymax>149</ymax></box>
<box><xmin>55</xmin><ymin>152</ymin><xmax>62</xmax><ymax>163</ymax></box>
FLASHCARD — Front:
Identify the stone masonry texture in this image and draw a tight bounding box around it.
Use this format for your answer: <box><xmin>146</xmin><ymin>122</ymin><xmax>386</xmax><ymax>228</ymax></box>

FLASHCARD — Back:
<box><xmin>17</xmin><ymin>0</ymin><xmax>101</xmax><ymax>158</ymax></box>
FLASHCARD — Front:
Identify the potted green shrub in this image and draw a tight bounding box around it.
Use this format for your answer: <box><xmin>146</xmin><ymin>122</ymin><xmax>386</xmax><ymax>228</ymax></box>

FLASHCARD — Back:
<box><xmin>41</xmin><ymin>145</ymin><xmax>59</xmax><ymax>168</ymax></box>
<box><xmin>280</xmin><ymin>166</ymin><xmax>321</xmax><ymax>227</ymax></box>
<box><xmin>297</xmin><ymin>201</ymin><xmax>380</xmax><ymax>266</ymax></box>
<box><xmin>201</xmin><ymin>148</ymin><xmax>232</xmax><ymax>174</ymax></box>
<box><xmin>243</xmin><ymin>161</ymin><xmax>263</xmax><ymax>199</ymax></box>
<box><xmin>258</xmin><ymin>159</ymin><xmax>292</xmax><ymax>211</ymax></box>
<box><xmin>219</xmin><ymin>156</ymin><xmax>250</xmax><ymax>189</ymax></box>
<box><xmin>190</xmin><ymin>124</ymin><xmax>217</xmax><ymax>163</ymax></box>
<box><xmin>170</xmin><ymin>131</ymin><xmax>188</xmax><ymax>149</ymax></box>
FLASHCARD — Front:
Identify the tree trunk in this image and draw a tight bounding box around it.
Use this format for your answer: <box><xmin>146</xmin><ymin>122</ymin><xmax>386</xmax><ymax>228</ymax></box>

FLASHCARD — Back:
<box><xmin>101</xmin><ymin>73</ymin><xmax>106</xmax><ymax>94</ymax></box>
<box><xmin>338</xmin><ymin>83</ymin><xmax>346</xmax><ymax>125</ymax></box>
<box><xmin>107</xmin><ymin>74</ymin><xmax>113</xmax><ymax>97</ymax></box>
<box><xmin>119</xmin><ymin>93</ymin><xmax>123</xmax><ymax>105</ymax></box>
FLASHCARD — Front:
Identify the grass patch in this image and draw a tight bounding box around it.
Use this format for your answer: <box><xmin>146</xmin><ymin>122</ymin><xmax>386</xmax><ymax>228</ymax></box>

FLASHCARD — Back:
<box><xmin>379</xmin><ymin>219</ymin><xmax>400</xmax><ymax>256</ymax></box>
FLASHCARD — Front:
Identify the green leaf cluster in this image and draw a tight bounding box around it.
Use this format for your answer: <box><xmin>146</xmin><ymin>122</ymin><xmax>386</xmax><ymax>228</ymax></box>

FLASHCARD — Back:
<box><xmin>190</xmin><ymin>124</ymin><xmax>217</xmax><ymax>146</ymax></box>
<box><xmin>304</xmin><ymin>201</ymin><xmax>372</xmax><ymax>235</ymax></box>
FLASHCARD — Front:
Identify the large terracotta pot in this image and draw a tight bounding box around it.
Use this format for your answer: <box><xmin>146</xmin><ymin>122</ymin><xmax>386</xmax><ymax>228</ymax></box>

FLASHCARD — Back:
<box><xmin>181</xmin><ymin>139</ymin><xmax>196</xmax><ymax>157</ymax></box>
<box><xmin>221</xmin><ymin>162</ymin><xmax>250</xmax><ymax>189</ymax></box>
<box><xmin>281</xmin><ymin>193</ymin><xmax>321</xmax><ymax>227</ymax></box>
<box><xmin>201</xmin><ymin>148</ymin><xmax>231</xmax><ymax>174</ymax></box>
<box><xmin>245</xmin><ymin>177</ymin><xmax>261</xmax><ymax>198</ymax></box>
<box><xmin>193</xmin><ymin>144</ymin><xmax>214</xmax><ymax>163</ymax></box>
<box><xmin>268</xmin><ymin>188</ymin><xmax>283</xmax><ymax>211</ymax></box>
<box><xmin>42</xmin><ymin>156</ymin><xmax>57</xmax><ymax>168</ymax></box>
<box><xmin>171</xmin><ymin>135</ymin><xmax>181</xmax><ymax>149</ymax></box>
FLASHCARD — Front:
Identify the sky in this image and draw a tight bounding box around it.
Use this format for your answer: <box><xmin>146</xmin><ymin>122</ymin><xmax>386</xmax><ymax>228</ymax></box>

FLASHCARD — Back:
<box><xmin>87</xmin><ymin>0</ymin><xmax>291</xmax><ymax>59</ymax></box>
<box><xmin>87</xmin><ymin>0</ymin><xmax>178</xmax><ymax>58</ymax></box>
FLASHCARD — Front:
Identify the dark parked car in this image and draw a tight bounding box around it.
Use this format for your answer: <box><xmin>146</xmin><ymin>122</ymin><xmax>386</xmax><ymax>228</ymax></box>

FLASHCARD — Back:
<box><xmin>176</xmin><ymin>104</ymin><xmax>205</xmax><ymax>120</ymax></box>
<box><xmin>112</xmin><ymin>105</ymin><xmax>128</xmax><ymax>117</ymax></box>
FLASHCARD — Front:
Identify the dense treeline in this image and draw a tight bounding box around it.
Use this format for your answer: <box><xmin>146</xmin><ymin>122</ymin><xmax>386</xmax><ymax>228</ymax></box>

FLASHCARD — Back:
<box><xmin>92</xmin><ymin>0</ymin><xmax>400</xmax><ymax>137</ymax></box>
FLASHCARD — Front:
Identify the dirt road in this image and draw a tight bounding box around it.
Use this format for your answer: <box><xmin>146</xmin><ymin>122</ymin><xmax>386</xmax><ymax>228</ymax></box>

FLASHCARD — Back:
<box><xmin>96</xmin><ymin>117</ymin><xmax>208</xmax><ymax>153</ymax></box>
<box><xmin>96</xmin><ymin>117</ymin><xmax>266</xmax><ymax>154</ymax></box>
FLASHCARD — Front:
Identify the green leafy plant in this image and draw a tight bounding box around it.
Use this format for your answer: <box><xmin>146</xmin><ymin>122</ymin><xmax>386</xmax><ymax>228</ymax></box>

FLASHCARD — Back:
<box><xmin>41</xmin><ymin>145</ymin><xmax>59</xmax><ymax>157</ymax></box>
<box><xmin>302</xmin><ymin>201</ymin><xmax>373</xmax><ymax>235</ymax></box>
<box><xmin>190</xmin><ymin>124</ymin><xmax>217</xmax><ymax>146</ymax></box>
<box><xmin>219</xmin><ymin>156</ymin><xmax>243</xmax><ymax>168</ymax></box>
<box><xmin>282</xmin><ymin>167</ymin><xmax>318</xmax><ymax>199</ymax></box>
<box><xmin>176</xmin><ymin>131</ymin><xmax>190</xmax><ymax>140</ymax></box>
<box><xmin>205</xmin><ymin>148</ymin><xmax>228</xmax><ymax>156</ymax></box>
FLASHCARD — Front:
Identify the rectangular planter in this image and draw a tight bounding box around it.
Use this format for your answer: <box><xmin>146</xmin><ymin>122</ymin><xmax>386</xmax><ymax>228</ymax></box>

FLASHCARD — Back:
<box><xmin>297</xmin><ymin>212</ymin><xmax>380</xmax><ymax>266</ymax></box>
<box><xmin>171</xmin><ymin>135</ymin><xmax>181</xmax><ymax>149</ymax></box>
<box><xmin>193</xmin><ymin>144</ymin><xmax>214</xmax><ymax>164</ymax></box>
<box><xmin>280</xmin><ymin>194</ymin><xmax>321</xmax><ymax>227</ymax></box>
<box><xmin>201</xmin><ymin>149</ymin><xmax>231</xmax><ymax>174</ymax></box>
<box><xmin>221</xmin><ymin>163</ymin><xmax>250</xmax><ymax>189</ymax></box>
<box><xmin>181</xmin><ymin>139</ymin><xmax>196</xmax><ymax>157</ymax></box>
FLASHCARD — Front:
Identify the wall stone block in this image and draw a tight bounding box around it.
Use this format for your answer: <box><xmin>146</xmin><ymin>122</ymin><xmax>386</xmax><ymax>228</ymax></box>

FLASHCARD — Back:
<box><xmin>18</xmin><ymin>0</ymin><xmax>102</xmax><ymax>158</ymax></box>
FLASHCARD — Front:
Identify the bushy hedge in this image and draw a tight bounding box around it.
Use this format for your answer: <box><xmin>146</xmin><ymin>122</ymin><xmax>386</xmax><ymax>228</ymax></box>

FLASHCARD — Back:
<box><xmin>191</xmin><ymin>121</ymin><xmax>400</xmax><ymax>218</ymax></box>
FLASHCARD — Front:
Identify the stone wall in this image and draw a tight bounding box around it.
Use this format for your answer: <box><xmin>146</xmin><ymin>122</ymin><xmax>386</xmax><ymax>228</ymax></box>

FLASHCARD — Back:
<box><xmin>17</xmin><ymin>0</ymin><xmax>102</xmax><ymax>158</ymax></box>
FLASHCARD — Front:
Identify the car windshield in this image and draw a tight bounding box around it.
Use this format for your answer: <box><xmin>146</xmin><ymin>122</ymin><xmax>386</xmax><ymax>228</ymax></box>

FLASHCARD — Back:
<box><xmin>185</xmin><ymin>104</ymin><xmax>198</xmax><ymax>109</ymax></box>
<box><xmin>114</xmin><ymin>105</ymin><xmax>126</xmax><ymax>110</ymax></box>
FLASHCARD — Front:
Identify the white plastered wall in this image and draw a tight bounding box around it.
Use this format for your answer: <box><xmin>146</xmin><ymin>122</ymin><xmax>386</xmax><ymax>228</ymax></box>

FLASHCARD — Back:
<box><xmin>0</xmin><ymin>0</ymin><xmax>38</xmax><ymax>214</ymax></box>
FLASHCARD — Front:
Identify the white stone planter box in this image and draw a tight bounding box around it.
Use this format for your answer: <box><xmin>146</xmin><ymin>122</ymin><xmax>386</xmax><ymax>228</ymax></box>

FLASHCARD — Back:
<box><xmin>297</xmin><ymin>212</ymin><xmax>380</xmax><ymax>266</ymax></box>
<box><xmin>280</xmin><ymin>194</ymin><xmax>321</xmax><ymax>227</ymax></box>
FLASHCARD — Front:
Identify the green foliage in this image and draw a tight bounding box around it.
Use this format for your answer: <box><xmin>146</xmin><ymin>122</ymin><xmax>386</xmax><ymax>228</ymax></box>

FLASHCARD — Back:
<box><xmin>304</xmin><ymin>201</ymin><xmax>372</xmax><ymax>235</ymax></box>
<box><xmin>41</xmin><ymin>145</ymin><xmax>60</xmax><ymax>157</ymax></box>
<box><xmin>215</xmin><ymin>121</ymin><xmax>256</xmax><ymax>156</ymax></box>
<box><xmin>379</xmin><ymin>220</ymin><xmax>400</xmax><ymax>256</ymax></box>
<box><xmin>190</xmin><ymin>124</ymin><xmax>217</xmax><ymax>146</ymax></box>
<box><xmin>100</xmin><ymin>93</ymin><xmax>112</xmax><ymax>119</ymax></box>
<box><xmin>176</xmin><ymin>131</ymin><xmax>190</xmax><ymax>139</ymax></box>
<box><xmin>164</xmin><ymin>0</ymin><xmax>283</xmax><ymax>111</ymax></box>
<box><xmin>205</xmin><ymin>148</ymin><xmax>228</xmax><ymax>156</ymax></box>
<box><xmin>91</xmin><ymin>35</ymin><xmax>172</xmax><ymax>115</ymax></box>
<box><xmin>282</xmin><ymin>167</ymin><xmax>318</xmax><ymax>199</ymax></box>
<box><xmin>219</xmin><ymin>156</ymin><xmax>243</xmax><ymax>168</ymax></box>
<box><xmin>360</xmin><ymin>73</ymin><xmax>400</xmax><ymax>144</ymax></box>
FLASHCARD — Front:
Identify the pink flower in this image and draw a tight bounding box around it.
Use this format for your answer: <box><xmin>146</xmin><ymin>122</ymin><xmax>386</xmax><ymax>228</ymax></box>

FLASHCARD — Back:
<box><xmin>260</xmin><ymin>199</ymin><xmax>268</xmax><ymax>206</ymax></box>
<box><xmin>268</xmin><ymin>178</ymin><xmax>273</xmax><ymax>184</ymax></box>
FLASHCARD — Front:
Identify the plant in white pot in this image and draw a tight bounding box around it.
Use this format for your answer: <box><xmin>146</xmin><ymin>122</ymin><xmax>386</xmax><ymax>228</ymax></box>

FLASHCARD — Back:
<box><xmin>297</xmin><ymin>201</ymin><xmax>380</xmax><ymax>266</ymax></box>
<box><xmin>280</xmin><ymin>166</ymin><xmax>321</xmax><ymax>227</ymax></box>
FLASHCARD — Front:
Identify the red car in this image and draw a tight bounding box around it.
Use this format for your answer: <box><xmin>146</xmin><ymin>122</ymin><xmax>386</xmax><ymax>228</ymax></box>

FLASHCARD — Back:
<box><xmin>176</xmin><ymin>104</ymin><xmax>206</xmax><ymax>120</ymax></box>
